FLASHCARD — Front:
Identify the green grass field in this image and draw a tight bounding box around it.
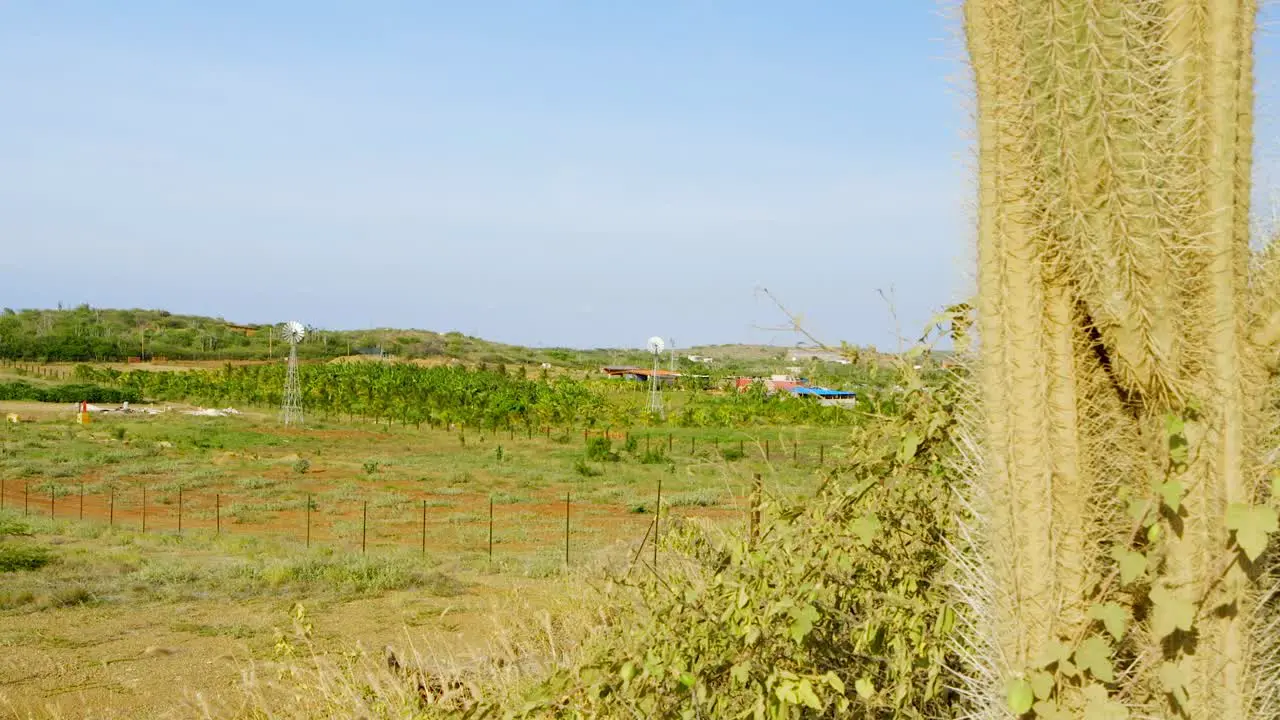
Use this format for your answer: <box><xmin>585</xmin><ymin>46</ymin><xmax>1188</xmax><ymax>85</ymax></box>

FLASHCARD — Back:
<box><xmin>0</xmin><ymin>400</ymin><xmax>849</xmax><ymax>717</ymax></box>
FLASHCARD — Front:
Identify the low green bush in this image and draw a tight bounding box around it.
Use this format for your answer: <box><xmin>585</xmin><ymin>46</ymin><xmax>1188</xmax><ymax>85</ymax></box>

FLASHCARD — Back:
<box><xmin>585</xmin><ymin>437</ymin><xmax>619</xmax><ymax>462</ymax></box>
<box><xmin>0</xmin><ymin>381</ymin><xmax>141</xmax><ymax>404</ymax></box>
<box><xmin>0</xmin><ymin>542</ymin><xmax>53</xmax><ymax>572</ymax></box>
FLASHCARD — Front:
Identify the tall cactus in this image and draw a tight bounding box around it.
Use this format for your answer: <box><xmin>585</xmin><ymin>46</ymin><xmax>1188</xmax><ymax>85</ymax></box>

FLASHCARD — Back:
<box><xmin>963</xmin><ymin>1</ymin><xmax>1277</xmax><ymax>717</ymax></box>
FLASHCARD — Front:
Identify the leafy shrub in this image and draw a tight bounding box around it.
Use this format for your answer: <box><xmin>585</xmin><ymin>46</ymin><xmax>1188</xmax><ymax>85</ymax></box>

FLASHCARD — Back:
<box><xmin>623</xmin><ymin>434</ymin><xmax>638</xmax><ymax>453</ymax></box>
<box><xmin>0</xmin><ymin>382</ymin><xmax>141</xmax><ymax>404</ymax></box>
<box><xmin>573</xmin><ymin>458</ymin><xmax>603</xmax><ymax>478</ymax></box>
<box><xmin>0</xmin><ymin>515</ymin><xmax>33</xmax><ymax>537</ymax></box>
<box><xmin>720</xmin><ymin>447</ymin><xmax>745</xmax><ymax>462</ymax></box>
<box><xmin>0</xmin><ymin>542</ymin><xmax>53</xmax><ymax>572</ymax></box>
<box><xmin>111</xmin><ymin>426</ymin><xmax>127</xmax><ymax>441</ymax></box>
<box><xmin>362</xmin><ymin>461</ymin><xmax>380</xmax><ymax>476</ymax></box>
<box><xmin>292</xmin><ymin>458</ymin><xmax>311</xmax><ymax>475</ymax></box>
<box><xmin>638</xmin><ymin>449</ymin><xmax>667</xmax><ymax>465</ymax></box>
<box><xmin>498</xmin><ymin>361</ymin><xmax>963</xmax><ymax>718</ymax></box>
<box><xmin>585</xmin><ymin>437</ymin><xmax>619</xmax><ymax>462</ymax></box>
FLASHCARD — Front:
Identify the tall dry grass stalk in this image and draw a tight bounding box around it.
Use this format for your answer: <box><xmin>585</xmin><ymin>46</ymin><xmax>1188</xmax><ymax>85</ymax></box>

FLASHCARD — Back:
<box><xmin>964</xmin><ymin>0</ymin><xmax>1278</xmax><ymax>717</ymax></box>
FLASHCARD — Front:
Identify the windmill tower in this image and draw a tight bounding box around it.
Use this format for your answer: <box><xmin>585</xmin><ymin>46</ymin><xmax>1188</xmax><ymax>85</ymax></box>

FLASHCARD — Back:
<box><xmin>646</xmin><ymin>336</ymin><xmax>665</xmax><ymax>417</ymax></box>
<box><xmin>280</xmin><ymin>321</ymin><xmax>305</xmax><ymax>426</ymax></box>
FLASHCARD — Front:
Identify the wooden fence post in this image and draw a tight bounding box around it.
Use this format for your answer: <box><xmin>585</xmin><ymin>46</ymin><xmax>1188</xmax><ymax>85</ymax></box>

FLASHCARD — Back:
<box><xmin>488</xmin><ymin>496</ymin><xmax>494</xmax><ymax>562</ymax></box>
<box><xmin>216</xmin><ymin>494</ymin><xmax>220</xmax><ymax>535</ymax></box>
<box><xmin>421</xmin><ymin>499</ymin><xmax>427</xmax><ymax>556</ymax></box>
<box><xmin>667</xmin><ymin>433</ymin><xmax>672</xmax><ymax>453</ymax></box>
<box><xmin>109</xmin><ymin>487</ymin><xmax>114</xmax><ymax>527</ymax></box>
<box><xmin>765</xmin><ymin>439</ymin><xmax>770</xmax><ymax>460</ymax></box>
<box><xmin>80</xmin><ymin>482</ymin><xmax>84</xmax><ymax>520</ymax></box>
<box><xmin>50</xmin><ymin>485</ymin><xmax>54</xmax><ymax>519</ymax></box>
<box><xmin>819</xmin><ymin>444</ymin><xmax>825</xmax><ymax>465</ymax></box>
<box><xmin>654</xmin><ymin>475</ymin><xmax>662</xmax><ymax>570</ymax></box>
<box><xmin>24</xmin><ymin>481</ymin><xmax>29</xmax><ymax>516</ymax></box>
<box><xmin>306</xmin><ymin>494</ymin><xmax>312</xmax><ymax>548</ymax></box>
<box><xmin>142</xmin><ymin>484</ymin><xmax>147</xmax><ymax>533</ymax></box>
<box><xmin>362</xmin><ymin>500</ymin><xmax>368</xmax><ymax>554</ymax></box>
<box><xmin>177</xmin><ymin>487</ymin><xmax>183</xmax><ymax>535</ymax></box>
<box><xmin>564</xmin><ymin>491</ymin><xmax>570</xmax><ymax>566</ymax></box>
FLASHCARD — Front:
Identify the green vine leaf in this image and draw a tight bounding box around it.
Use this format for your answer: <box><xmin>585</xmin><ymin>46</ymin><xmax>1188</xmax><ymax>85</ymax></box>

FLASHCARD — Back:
<box><xmin>794</xmin><ymin>679</ymin><xmax>822</xmax><ymax>710</ymax></box>
<box><xmin>1088</xmin><ymin>603</ymin><xmax>1128</xmax><ymax>642</ymax></box>
<box><xmin>1034</xmin><ymin>700</ymin><xmax>1072</xmax><ymax>720</ymax></box>
<box><xmin>1028</xmin><ymin>670</ymin><xmax>1054</xmax><ymax>700</ymax></box>
<box><xmin>1157</xmin><ymin>661</ymin><xmax>1189</xmax><ymax>709</ymax></box>
<box><xmin>1156</xmin><ymin>479</ymin><xmax>1185</xmax><ymax>512</ymax></box>
<box><xmin>1081</xmin><ymin>683</ymin><xmax>1129</xmax><ymax>720</ymax></box>
<box><xmin>1225</xmin><ymin>502</ymin><xmax>1278</xmax><ymax>562</ymax></box>
<box><xmin>1127</xmin><ymin>498</ymin><xmax>1155</xmax><ymax>527</ymax></box>
<box><xmin>1006</xmin><ymin>677</ymin><xmax>1034</xmax><ymax>715</ymax></box>
<box><xmin>1110</xmin><ymin>547</ymin><xmax>1147</xmax><ymax>585</ymax></box>
<box><xmin>788</xmin><ymin>604</ymin><xmax>819</xmax><ymax>644</ymax></box>
<box><xmin>1166</xmin><ymin>416</ymin><xmax>1189</xmax><ymax>466</ymax></box>
<box><xmin>1075</xmin><ymin>636</ymin><xmax>1115</xmax><ymax>683</ymax></box>
<box><xmin>1149</xmin><ymin>585</ymin><xmax>1196</xmax><ymax>639</ymax></box>
<box><xmin>851</xmin><ymin>513</ymin><xmax>882</xmax><ymax>545</ymax></box>
<box><xmin>898</xmin><ymin>431</ymin><xmax>922</xmax><ymax>463</ymax></box>
<box><xmin>1033</xmin><ymin>639</ymin><xmax>1072</xmax><ymax>669</ymax></box>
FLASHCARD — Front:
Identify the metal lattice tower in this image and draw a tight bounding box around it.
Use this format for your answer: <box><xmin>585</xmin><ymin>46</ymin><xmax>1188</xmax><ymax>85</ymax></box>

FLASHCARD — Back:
<box><xmin>646</xmin><ymin>336</ymin><xmax>665</xmax><ymax>418</ymax></box>
<box><xmin>281</xmin><ymin>321</ymin><xmax>305</xmax><ymax>426</ymax></box>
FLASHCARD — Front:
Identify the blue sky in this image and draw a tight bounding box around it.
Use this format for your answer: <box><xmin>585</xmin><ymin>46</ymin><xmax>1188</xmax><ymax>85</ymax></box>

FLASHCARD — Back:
<box><xmin>5</xmin><ymin>3</ymin><xmax>1272</xmax><ymax>350</ymax></box>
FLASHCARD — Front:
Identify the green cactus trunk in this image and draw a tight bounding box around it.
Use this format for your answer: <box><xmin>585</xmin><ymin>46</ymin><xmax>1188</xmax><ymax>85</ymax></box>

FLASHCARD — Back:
<box><xmin>965</xmin><ymin>1</ymin><xmax>1274</xmax><ymax>717</ymax></box>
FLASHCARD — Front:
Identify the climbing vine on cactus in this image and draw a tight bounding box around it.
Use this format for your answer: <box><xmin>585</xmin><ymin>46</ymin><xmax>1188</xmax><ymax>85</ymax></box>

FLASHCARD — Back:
<box><xmin>964</xmin><ymin>1</ymin><xmax>1279</xmax><ymax>718</ymax></box>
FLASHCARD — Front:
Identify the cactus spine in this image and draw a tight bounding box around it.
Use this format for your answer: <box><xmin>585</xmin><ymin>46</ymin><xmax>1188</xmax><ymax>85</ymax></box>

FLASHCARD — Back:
<box><xmin>965</xmin><ymin>1</ymin><xmax>1276</xmax><ymax>717</ymax></box>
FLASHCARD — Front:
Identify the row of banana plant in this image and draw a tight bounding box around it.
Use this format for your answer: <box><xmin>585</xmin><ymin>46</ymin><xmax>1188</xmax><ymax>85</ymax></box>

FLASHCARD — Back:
<box><xmin>72</xmin><ymin>362</ymin><xmax>867</xmax><ymax>429</ymax></box>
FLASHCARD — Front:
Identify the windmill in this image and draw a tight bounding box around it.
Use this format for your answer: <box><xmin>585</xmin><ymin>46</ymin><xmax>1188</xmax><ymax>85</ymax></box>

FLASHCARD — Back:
<box><xmin>280</xmin><ymin>321</ymin><xmax>305</xmax><ymax>426</ymax></box>
<box><xmin>646</xmin><ymin>336</ymin><xmax>665</xmax><ymax>417</ymax></box>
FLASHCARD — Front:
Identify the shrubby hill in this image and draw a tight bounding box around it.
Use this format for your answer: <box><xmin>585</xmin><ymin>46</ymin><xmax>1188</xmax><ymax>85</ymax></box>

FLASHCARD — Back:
<box><xmin>0</xmin><ymin>306</ymin><xmax>900</xmax><ymax>382</ymax></box>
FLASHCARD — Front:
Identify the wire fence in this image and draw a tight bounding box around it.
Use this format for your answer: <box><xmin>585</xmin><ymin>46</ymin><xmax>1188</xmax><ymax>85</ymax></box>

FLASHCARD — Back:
<box><xmin>0</xmin><ymin>471</ymin><xmax>772</xmax><ymax>568</ymax></box>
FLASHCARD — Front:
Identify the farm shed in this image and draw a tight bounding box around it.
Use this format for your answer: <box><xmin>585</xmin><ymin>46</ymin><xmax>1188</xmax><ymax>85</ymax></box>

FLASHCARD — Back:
<box><xmin>601</xmin><ymin>366</ymin><xmax>680</xmax><ymax>384</ymax></box>
<box><xmin>789</xmin><ymin>386</ymin><xmax>857</xmax><ymax>408</ymax></box>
